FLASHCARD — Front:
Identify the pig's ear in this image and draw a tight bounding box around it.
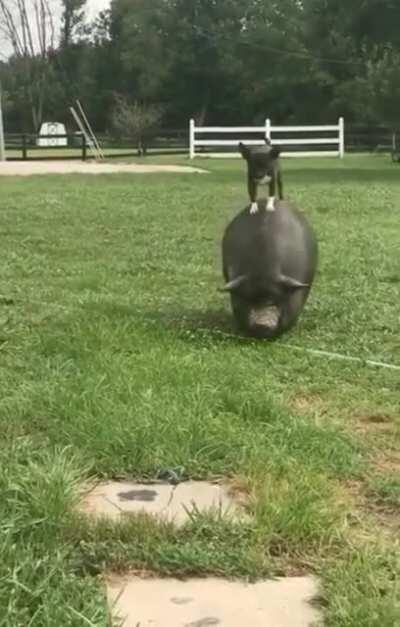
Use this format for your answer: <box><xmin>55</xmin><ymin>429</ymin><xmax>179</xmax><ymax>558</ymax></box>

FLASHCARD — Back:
<box><xmin>270</xmin><ymin>146</ymin><xmax>281</xmax><ymax>159</ymax></box>
<box><xmin>279</xmin><ymin>275</ymin><xmax>309</xmax><ymax>290</ymax></box>
<box><xmin>238</xmin><ymin>142</ymin><xmax>249</xmax><ymax>159</ymax></box>
<box><xmin>218</xmin><ymin>275</ymin><xmax>247</xmax><ymax>292</ymax></box>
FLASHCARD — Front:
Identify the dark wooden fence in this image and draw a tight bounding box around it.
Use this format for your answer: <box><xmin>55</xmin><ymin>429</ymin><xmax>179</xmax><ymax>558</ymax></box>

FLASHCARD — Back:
<box><xmin>5</xmin><ymin>133</ymin><xmax>88</xmax><ymax>161</ymax></box>
<box><xmin>3</xmin><ymin>126</ymin><xmax>399</xmax><ymax>161</ymax></box>
<box><xmin>4</xmin><ymin>129</ymin><xmax>188</xmax><ymax>161</ymax></box>
<box><xmin>345</xmin><ymin>126</ymin><xmax>398</xmax><ymax>153</ymax></box>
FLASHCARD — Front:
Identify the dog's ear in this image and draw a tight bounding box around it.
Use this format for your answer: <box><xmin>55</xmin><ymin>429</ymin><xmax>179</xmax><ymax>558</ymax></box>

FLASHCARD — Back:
<box><xmin>238</xmin><ymin>142</ymin><xmax>249</xmax><ymax>159</ymax></box>
<box><xmin>265</xmin><ymin>138</ymin><xmax>272</xmax><ymax>146</ymax></box>
<box><xmin>270</xmin><ymin>145</ymin><xmax>281</xmax><ymax>159</ymax></box>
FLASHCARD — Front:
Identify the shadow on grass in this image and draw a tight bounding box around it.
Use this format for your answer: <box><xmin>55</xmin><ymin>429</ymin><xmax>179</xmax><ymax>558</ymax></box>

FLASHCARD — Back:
<box><xmin>79</xmin><ymin>296</ymin><xmax>321</xmax><ymax>349</ymax></box>
<box><xmin>79</xmin><ymin>298</ymin><xmax>254</xmax><ymax>346</ymax></box>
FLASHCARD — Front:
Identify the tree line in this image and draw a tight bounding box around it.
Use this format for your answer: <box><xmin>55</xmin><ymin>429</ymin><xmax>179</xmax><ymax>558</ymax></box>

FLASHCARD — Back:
<box><xmin>1</xmin><ymin>0</ymin><xmax>399</xmax><ymax>134</ymax></box>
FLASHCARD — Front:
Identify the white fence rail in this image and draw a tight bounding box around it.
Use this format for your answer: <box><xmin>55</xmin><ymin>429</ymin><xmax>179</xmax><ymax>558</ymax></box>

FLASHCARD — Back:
<box><xmin>189</xmin><ymin>118</ymin><xmax>345</xmax><ymax>159</ymax></box>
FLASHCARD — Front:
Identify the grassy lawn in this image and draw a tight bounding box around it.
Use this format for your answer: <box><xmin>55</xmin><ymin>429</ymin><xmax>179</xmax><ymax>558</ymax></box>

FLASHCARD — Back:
<box><xmin>0</xmin><ymin>155</ymin><xmax>399</xmax><ymax>625</ymax></box>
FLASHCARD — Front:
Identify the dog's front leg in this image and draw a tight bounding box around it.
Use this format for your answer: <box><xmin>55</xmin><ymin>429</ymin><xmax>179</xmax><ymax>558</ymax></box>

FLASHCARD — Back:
<box><xmin>248</xmin><ymin>179</ymin><xmax>259</xmax><ymax>214</ymax></box>
<box><xmin>267</xmin><ymin>177</ymin><xmax>276</xmax><ymax>211</ymax></box>
<box><xmin>277</xmin><ymin>170</ymin><xmax>284</xmax><ymax>200</ymax></box>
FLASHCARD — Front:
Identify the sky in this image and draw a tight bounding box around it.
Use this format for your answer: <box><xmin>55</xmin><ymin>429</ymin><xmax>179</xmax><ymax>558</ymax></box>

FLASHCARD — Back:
<box><xmin>0</xmin><ymin>0</ymin><xmax>112</xmax><ymax>59</ymax></box>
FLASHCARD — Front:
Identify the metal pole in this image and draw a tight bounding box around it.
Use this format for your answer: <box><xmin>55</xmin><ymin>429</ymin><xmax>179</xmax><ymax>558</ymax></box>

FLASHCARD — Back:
<box><xmin>0</xmin><ymin>83</ymin><xmax>6</xmax><ymax>161</ymax></box>
<box><xmin>76</xmin><ymin>100</ymin><xmax>104</xmax><ymax>160</ymax></box>
<box><xmin>69</xmin><ymin>106</ymin><xmax>100</xmax><ymax>160</ymax></box>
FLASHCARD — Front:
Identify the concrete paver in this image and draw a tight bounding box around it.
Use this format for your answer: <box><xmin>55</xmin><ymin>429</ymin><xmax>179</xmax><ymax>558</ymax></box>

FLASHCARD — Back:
<box><xmin>106</xmin><ymin>576</ymin><xmax>320</xmax><ymax>627</ymax></box>
<box><xmin>81</xmin><ymin>481</ymin><xmax>240</xmax><ymax>525</ymax></box>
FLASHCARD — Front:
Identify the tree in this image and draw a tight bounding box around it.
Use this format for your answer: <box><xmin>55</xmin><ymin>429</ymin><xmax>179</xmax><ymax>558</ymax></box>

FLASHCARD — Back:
<box><xmin>108</xmin><ymin>0</ymin><xmax>171</xmax><ymax>102</ymax></box>
<box><xmin>112</xmin><ymin>94</ymin><xmax>163</xmax><ymax>155</ymax></box>
<box><xmin>0</xmin><ymin>0</ymin><xmax>56</xmax><ymax>130</ymax></box>
<box><xmin>1</xmin><ymin>0</ymin><xmax>400</xmax><ymax>132</ymax></box>
<box><xmin>300</xmin><ymin>0</ymin><xmax>400</xmax><ymax>123</ymax></box>
<box><xmin>162</xmin><ymin>0</ymin><xmax>253</xmax><ymax>124</ymax></box>
<box><xmin>233</xmin><ymin>0</ymin><xmax>314</xmax><ymax>123</ymax></box>
<box><xmin>336</xmin><ymin>46</ymin><xmax>400</xmax><ymax>127</ymax></box>
<box><xmin>60</xmin><ymin>0</ymin><xmax>87</xmax><ymax>48</ymax></box>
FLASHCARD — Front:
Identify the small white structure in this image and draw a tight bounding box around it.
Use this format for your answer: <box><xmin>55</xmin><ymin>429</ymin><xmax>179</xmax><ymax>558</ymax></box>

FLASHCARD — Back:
<box><xmin>37</xmin><ymin>122</ymin><xmax>67</xmax><ymax>147</ymax></box>
<box><xmin>189</xmin><ymin>118</ymin><xmax>345</xmax><ymax>159</ymax></box>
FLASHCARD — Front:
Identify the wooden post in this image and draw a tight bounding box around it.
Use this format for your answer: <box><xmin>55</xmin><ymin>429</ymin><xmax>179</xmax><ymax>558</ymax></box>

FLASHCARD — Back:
<box><xmin>70</xmin><ymin>107</ymin><xmax>98</xmax><ymax>160</ymax></box>
<box><xmin>81</xmin><ymin>133</ymin><xmax>87</xmax><ymax>161</ymax></box>
<box><xmin>22</xmin><ymin>134</ymin><xmax>27</xmax><ymax>160</ymax></box>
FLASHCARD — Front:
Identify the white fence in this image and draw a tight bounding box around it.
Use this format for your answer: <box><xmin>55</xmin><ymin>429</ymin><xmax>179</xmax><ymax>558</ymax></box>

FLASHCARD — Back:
<box><xmin>189</xmin><ymin>118</ymin><xmax>345</xmax><ymax>159</ymax></box>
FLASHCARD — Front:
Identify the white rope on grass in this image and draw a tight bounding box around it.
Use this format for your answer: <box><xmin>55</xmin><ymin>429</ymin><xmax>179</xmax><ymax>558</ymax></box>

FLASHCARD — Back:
<box><xmin>284</xmin><ymin>345</ymin><xmax>400</xmax><ymax>371</ymax></box>
<box><xmin>196</xmin><ymin>327</ymin><xmax>399</xmax><ymax>371</ymax></box>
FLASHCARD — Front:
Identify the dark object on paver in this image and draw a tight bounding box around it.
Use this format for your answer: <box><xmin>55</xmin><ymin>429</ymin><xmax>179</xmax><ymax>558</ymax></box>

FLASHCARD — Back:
<box><xmin>185</xmin><ymin>618</ymin><xmax>221</xmax><ymax>627</ymax></box>
<box><xmin>171</xmin><ymin>597</ymin><xmax>193</xmax><ymax>605</ymax></box>
<box><xmin>220</xmin><ymin>201</ymin><xmax>318</xmax><ymax>338</ymax></box>
<box><xmin>117</xmin><ymin>489</ymin><xmax>158</xmax><ymax>502</ymax></box>
<box><xmin>156</xmin><ymin>466</ymin><xmax>186</xmax><ymax>484</ymax></box>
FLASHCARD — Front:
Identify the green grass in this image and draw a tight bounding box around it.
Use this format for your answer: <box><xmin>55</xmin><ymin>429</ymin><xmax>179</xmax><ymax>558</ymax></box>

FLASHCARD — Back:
<box><xmin>0</xmin><ymin>155</ymin><xmax>399</xmax><ymax>624</ymax></box>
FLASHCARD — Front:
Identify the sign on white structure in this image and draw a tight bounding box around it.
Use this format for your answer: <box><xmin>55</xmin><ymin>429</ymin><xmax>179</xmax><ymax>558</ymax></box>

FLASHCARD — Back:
<box><xmin>37</xmin><ymin>122</ymin><xmax>67</xmax><ymax>146</ymax></box>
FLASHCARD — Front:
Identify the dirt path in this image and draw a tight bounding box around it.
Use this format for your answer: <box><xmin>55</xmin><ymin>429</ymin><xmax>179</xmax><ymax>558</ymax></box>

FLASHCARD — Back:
<box><xmin>0</xmin><ymin>161</ymin><xmax>207</xmax><ymax>176</ymax></box>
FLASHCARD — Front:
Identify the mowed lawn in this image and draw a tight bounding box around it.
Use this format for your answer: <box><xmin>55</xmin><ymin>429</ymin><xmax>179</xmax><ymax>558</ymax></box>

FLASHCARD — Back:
<box><xmin>0</xmin><ymin>155</ymin><xmax>399</xmax><ymax>625</ymax></box>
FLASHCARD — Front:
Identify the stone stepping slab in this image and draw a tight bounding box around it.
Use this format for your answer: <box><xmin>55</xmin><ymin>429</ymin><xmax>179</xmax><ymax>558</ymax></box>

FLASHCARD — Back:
<box><xmin>81</xmin><ymin>481</ymin><xmax>242</xmax><ymax>526</ymax></box>
<box><xmin>107</xmin><ymin>575</ymin><xmax>320</xmax><ymax>626</ymax></box>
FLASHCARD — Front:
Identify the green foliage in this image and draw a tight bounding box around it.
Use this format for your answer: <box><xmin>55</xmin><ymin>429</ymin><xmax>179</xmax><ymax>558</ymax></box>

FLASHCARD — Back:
<box><xmin>111</xmin><ymin>94</ymin><xmax>163</xmax><ymax>153</ymax></box>
<box><xmin>60</xmin><ymin>0</ymin><xmax>87</xmax><ymax>47</ymax></box>
<box><xmin>1</xmin><ymin>0</ymin><xmax>400</xmax><ymax>130</ymax></box>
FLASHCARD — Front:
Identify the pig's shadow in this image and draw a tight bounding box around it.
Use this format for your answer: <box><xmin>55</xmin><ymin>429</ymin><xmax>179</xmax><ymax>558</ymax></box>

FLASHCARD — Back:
<box><xmin>136</xmin><ymin>301</ymin><xmax>270</xmax><ymax>346</ymax></box>
<box><xmin>147</xmin><ymin>307</ymin><xmax>285</xmax><ymax>346</ymax></box>
<box><xmin>80</xmin><ymin>299</ymin><xmax>319</xmax><ymax>346</ymax></box>
<box><xmin>164</xmin><ymin>308</ymin><xmax>232</xmax><ymax>332</ymax></box>
<box><xmin>150</xmin><ymin>300</ymin><xmax>321</xmax><ymax>346</ymax></box>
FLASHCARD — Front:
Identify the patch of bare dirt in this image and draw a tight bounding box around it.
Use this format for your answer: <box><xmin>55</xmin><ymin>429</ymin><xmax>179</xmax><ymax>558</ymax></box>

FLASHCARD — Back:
<box><xmin>288</xmin><ymin>393</ymin><xmax>329</xmax><ymax>423</ymax></box>
<box><xmin>373</xmin><ymin>453</ymin><xmax>400</xmax><ymax>475</ymax></box>
<box><xmin>0</xmin><ymin>161</ymin><xmax>207</xmax><ymax>176</ymax></box>
<box><xmin>344</xmin><ymin>478</ymin><xmax>400</xmax><ymax>541</ymax></box>
<box><xmin>354</xmin><ymin>413</ymin><xmax>396</xmax><ymax>436</ymax></box>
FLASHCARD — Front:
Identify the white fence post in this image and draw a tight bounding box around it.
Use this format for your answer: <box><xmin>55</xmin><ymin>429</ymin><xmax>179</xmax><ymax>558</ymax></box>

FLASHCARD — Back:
<box><xmin>265</xmin><ymin>118</ymin><xmax>271</xmax><ymax>142</ymax></box>
<box><xmin>189</xmin><ymin>118</ymin><xmax>195</xmax><ymax>159</ymax></box>
<box><xmin>339</xmin><ymin>117</ymin><xmax>345</xmax><ymax>158</ymax></box>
